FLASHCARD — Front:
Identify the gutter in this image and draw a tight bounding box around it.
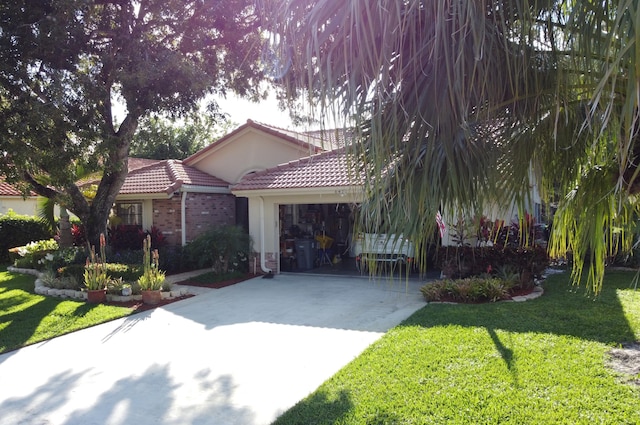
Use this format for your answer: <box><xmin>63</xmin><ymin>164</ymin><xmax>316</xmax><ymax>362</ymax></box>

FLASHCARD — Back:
<box><xmin>259</xmin><ymin>196</ymin><xmax>272</xmax><ymax>274</ymax></box>
<box><xmin>181</xmin><ymin>190</ymin><xmax>187</xmax><ymax>246</ymax></box>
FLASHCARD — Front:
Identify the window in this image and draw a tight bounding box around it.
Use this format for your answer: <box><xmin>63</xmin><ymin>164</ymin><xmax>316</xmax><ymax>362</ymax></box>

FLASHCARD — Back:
<box><xmin>115</xmin><ymin>202</ymin><xmax>142</xmax><ymax>226</ymax></box>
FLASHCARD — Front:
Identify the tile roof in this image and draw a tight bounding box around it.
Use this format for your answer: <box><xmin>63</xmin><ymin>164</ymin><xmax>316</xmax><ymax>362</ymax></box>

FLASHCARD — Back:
<box><xmin>0</xmin><ymin>180</ymin><xmax>33</xmax><ymax>196</ymax></box>
<box><xmin>255</xmin><ymin>121</ymin><xmax>349</xmax><ymax>151</ymax></box>
<box><xmin>119</xmin><ymin>160</ymin><xmax>229</xmax><ymax>195</ymax></box>
<box><xmin>232</xmin><ymin>149</ymin><xmax>363</xmax><ymax>191</ymax></box>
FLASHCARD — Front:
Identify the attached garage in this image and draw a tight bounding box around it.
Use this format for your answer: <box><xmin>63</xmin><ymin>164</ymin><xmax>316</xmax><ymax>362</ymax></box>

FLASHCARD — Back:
<box><xmin>232</xmin><ymin>148</ymin><xmax>365</xmax><ymax>274</ymax></box>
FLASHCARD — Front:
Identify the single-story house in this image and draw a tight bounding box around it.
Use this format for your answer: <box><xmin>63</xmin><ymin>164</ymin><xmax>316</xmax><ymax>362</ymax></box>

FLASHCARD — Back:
<box><xmin>1</xmin><ymin>119</ymin><xmax>543</xmax><ymax>273</ymax></box>
<box><xmin>0</xmin><ymin>180</ymin><xmax>40</xmax><ymax>216</ymax></box>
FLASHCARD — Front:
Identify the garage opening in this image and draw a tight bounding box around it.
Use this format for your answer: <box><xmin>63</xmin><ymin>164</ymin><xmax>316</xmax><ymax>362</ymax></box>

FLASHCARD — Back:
<box><xmin>278</xmin><ymin>203</ymin><xmax>426</xmax><ymax>278</ymax></box>
<box><xmin>279</xmin><ymin>203</ymin><xmax>356</xmax><ymax>274</ymax></box>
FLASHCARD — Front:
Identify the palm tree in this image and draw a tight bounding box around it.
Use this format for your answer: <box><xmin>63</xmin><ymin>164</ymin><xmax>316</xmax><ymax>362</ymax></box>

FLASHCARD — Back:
<box><xmin>262</xmin><ymin>0</ymin><xmax>639</xmax><ymax>293</ymax></box>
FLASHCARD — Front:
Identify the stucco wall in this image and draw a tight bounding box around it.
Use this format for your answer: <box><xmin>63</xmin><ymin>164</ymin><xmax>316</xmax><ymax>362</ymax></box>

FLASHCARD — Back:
<box><xmin>189</xmin><ymin>128</ymin><xmax>317</xmax><ymax>184</ymax></box>
<box><xmin>0</xmin><ymin>197</ymin><xmax>70</xmax><ymax>218</ymax></box>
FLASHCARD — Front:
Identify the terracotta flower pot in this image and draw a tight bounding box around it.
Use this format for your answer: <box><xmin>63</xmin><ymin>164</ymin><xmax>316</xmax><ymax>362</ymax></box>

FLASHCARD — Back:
<box><xmin>142</xmin><ymin>290</ymin><xmax>162</xmax><ymax>305</ymax></box>
<box><xmin>86</xmin><ymin>289</ymin><xmax>106</xmax><ymax>304</ymax></box>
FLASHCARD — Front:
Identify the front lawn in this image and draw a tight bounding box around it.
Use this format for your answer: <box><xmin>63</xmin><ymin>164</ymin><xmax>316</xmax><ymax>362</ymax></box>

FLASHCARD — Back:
<box><xmin>274</xmin><ymin>271</ymin><xmax>640</xmax><ymax>424</ymax></box>
<box><xmin>0</xmin><ymin>266</ymin><xmax>132</xmax><ymax>354</ymax></box>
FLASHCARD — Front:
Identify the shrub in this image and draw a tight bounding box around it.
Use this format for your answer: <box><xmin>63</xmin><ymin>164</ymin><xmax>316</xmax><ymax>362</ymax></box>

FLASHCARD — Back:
<box><xmin>158</xmin><ymin>245</ymin><xmax>186</xmax><ymax>273</ymax></box>
<box><xmin>436</xmin><ymin>245</ymin><xmax>549</xmax><ymax>282</ymax></box>
<box><xmin>8</xmin><ymin>239</ymin><xmax>59</xmax><ymax>269</ymax></box>
<box><xmin>59</xmin><ymin>263</ymin><xmax>141</xmax><ymax>285</ymax></box>
<box><xmin>109</xmin><ymin>224</ymin><xmax>145</xmax><ymax>251</ymax></box>
<box><xmin>106</xmin><ymin>278</ymin><xmax>125</xmax><ymax>295</ymax></box>
<box><xmin>58</xmin><ymin>264</ymin><xmax>86</xmax><ymax>283</ymax></box>
<box><xmin>106</xmin><ymin>249</ymin><xmax>144</xmax><ymax>265</ymax></box>
<box><xmin>39</xmin><ymin>272</ymin><xmax>81</xmax><ymax>290</ymax></box>
<box><xmin>1</xmin><ymin>213</ymin><xmax>54</xmax><ymax>262</ymax></box>
<box><xmin>145</xmin><ymin>226</ymin><xmax>167</xmax><ymax>249</ymax></box>
<box><xmin>183</xmin><ymin>225</ymin><xmax>252</xmax><ymax>273</ymax></box>
<box><xmin>70</xmin><ymin>223</ymin><xmax>87</xmax><ymax>247</ymax></box>
<box><xmin>420</xmin><ymin>276</ymin><xmax>512</xmax><ymax>303</ymax></box>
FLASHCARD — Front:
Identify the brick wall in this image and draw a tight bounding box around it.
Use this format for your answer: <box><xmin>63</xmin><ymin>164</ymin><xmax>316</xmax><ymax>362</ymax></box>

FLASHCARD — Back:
<box><xmin>249</xmin><ymin>251</ymin><xmax>279</xmax><ymax>274</ymax></box>
<box><xmin>152</xmin><ymin>198</ymin><xmax>182</xmax><ymax>246</ymax></box>
<box><xmin>152</xmin><ymin>192</ymin><xmax>236</xmax><ymax>245</ymax></box>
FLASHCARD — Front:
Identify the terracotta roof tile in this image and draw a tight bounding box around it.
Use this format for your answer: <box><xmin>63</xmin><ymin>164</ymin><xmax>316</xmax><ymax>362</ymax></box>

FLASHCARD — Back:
<box><xmin>232</xmin><ymin>149</ymin><xmax>362</xmax><ymax>191</ymax></box>
<box><xmin>119</xmin><ymin>160</ymin><xmax>229</xmax><ymax>195</ymax></box>
<box><xmin>0</xmin><ymin>180</ymin><xmax>25</xmax><ymax>196</ymax></box>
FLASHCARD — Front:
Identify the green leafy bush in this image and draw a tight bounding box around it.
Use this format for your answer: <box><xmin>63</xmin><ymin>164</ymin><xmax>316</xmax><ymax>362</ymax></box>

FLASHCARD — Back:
<box><xmin>59</xmin><ymin>263</ymin><xmax>142</xmax><ymax>285</ymax></box>
<box><xmin>8</xmin><ymin>239</ymin><xmax>59</xmax><ymax>269</ymax></box>
<box><xmin>420</xmin><ymin>276</ymin><xmax>512</xmax><ymax>303</ymax></box>
<box><xmin>436</xmin><ymin>245</ymin><xmax>549</xmax><ymax>283</ymax></box>
<box><xmin>183</xmin><ymin>225</ymin><xmax>251</xmax><ymax>273</ymax></box>
<box><xmin>0</xmin><ymin>213</ymin><xmax>53</xmax><ymax>262</ymax></box>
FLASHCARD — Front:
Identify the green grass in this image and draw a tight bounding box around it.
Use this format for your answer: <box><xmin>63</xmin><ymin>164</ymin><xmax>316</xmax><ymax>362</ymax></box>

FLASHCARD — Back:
<box><xmin>0</xmin><ymin>266</ymin><xmax>132</xmax><ymax>354</ymax></box>
<box><xmin>273</xmin><ymin>271</ymin><xmax>640</xmax><ymax>424</ymax></box>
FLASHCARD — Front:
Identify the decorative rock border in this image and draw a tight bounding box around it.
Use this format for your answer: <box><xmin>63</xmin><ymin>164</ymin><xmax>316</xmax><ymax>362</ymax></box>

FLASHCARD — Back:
<box><xmin>7</xmin><ymin>266</ymin><xmax>189</xmax><ymax>302</ymax></box>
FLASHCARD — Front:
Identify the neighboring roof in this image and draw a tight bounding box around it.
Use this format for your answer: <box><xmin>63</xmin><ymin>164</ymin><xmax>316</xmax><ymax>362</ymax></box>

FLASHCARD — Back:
<box><xmin>128</xmin><ymin>157</ymin><xmax>163</xmax><ymax>171</ymax></box>
<box><xmin>119</xmin><ymin>159</ymin><xmax>229</xmax><ymax>195</ymax></box>
<box><xmin>0</xmin><ymin>179</ymin><xmax>35</xmax><ymax>197</ymax></box>
<box><xmin>256</xmin><ymin>122</ymin><xmax>349</xmax><ymax>151</ymax></box>
<box><xmin>232</xmin><ymin>148</ymin><xmax>362</xmax><ymax>191</ymax></box>
<box><xmin>183</xmin><ymin>119</ymin><xmax>327</xmax><ymax>166</ymax></box>
<box><xmin>302</xmin><ymin>127</ymin><xmax>355</xmax><ymax>150</ymax></box>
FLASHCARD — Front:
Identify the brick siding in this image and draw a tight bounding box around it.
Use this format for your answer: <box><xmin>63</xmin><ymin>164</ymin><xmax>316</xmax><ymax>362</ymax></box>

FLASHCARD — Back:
<box><xmin>152</xmin><ymin>193</ymin><xmax>236</xmax><ymax>245</ymax></box>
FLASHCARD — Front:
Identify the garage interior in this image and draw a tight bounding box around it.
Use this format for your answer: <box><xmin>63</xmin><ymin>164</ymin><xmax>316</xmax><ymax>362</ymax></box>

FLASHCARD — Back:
<box><xmin>279</xmin><ymin>203</ymin><xmax>356</xmax><ymax>274</ymax></box>
<box><xmin>278</xmin><ymin>203</ymin><xmax>432</xmax><ymax>278</ymax></box>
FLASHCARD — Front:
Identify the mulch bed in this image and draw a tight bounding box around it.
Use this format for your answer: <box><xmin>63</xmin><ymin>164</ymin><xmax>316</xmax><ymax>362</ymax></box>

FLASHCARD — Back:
<box><xmin>105</xmin><ymin>273</ymin><xmax>259</xmax><ymax>312</ymax></box>
<box><xmin>433</xmin><ymin>285</ymin><xmax>537</xmax><ymax>304</ymax></box>
<box><xmin>174</xmin><ymin>273</ymin><xmax>259</xmax><ymax>289</ymax></box>
<box><xmin>105</xmin><ymin>294</ymin><xmax>195</xmax><ymax>313</ymax></box>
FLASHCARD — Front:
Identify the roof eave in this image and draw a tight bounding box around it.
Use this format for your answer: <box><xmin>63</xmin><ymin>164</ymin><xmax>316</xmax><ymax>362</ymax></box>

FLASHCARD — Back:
<box><xmin>232</xmin><ymin>185</ymin><xmax>363</xmax><ymax>198</ymax></box>
<box><xmin>180</xmin><ymin>185</ymin><xmax>231</xmax><ymax>194</ymax></box>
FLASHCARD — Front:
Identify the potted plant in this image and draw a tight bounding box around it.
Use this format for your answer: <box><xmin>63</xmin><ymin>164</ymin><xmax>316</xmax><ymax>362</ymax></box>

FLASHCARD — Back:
<box><xmin>138</xmin><ymin>235</ymin><xmax>166</xmax><ymax>305</ymax></box>
<box><xmin>84</xmin><ymin>233</ymin><xmax>109</xmax><ymax>303</ymax></box>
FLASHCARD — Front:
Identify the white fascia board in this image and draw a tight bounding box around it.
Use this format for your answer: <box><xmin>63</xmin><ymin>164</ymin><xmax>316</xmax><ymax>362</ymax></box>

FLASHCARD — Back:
<box><xmin>115</xmin><ymin>193</ymin><xmax>171</xmax><ymax>201</ymax></box>
<box><xmin>232</xmin><ymin>185</ymin><xmax>363</xmax><ymax>198</ymax></box>
<box><xmin>180</xmin><ymin>185</ymin><xmax>231</xmax><ymax>194</ymax></box>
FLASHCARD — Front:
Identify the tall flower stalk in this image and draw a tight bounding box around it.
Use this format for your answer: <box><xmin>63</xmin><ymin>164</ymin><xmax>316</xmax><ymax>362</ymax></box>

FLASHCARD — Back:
<box><xmin>84</xmin><ymin>233</ymin><xmax>108</xmax><ymax>291</ymax></box>
<box><xmin>138</xmin><ymin>235</ymin><xmax>165</xmax><ymax>291</ymax></box>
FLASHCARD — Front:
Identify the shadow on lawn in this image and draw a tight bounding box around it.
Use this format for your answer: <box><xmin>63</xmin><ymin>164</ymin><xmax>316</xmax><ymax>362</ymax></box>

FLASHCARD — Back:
<box><xmin>401</xmin><ymin>271</ymin><xmax>640</xmax><ymax>346</ymax></box>
<box><xmin>0</xmin><ymin>297</ymin><xmax>58</xmax><ymax>354</ymax></box>
<box><xmin>0</xmin><ymin>273</ymin><xmax>101</xmax><ymax>354</ymax></box>
<box><xmin>272</xmin><ymin>389</ymin><xmax>353</xmax><ymax>425</ymax></box>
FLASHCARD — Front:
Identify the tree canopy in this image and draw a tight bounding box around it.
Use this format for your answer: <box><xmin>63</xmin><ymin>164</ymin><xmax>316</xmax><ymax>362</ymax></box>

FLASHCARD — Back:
<box><xmin>263</xmin><ymin>0</ymin><xmax>640</xmax><ymax>292</ymax></box>
<box><xmin>0</xmin><ymin>0</ymin><xmax>264</xmax><ymax>245</ymax></box>
<box><xmin>130</xmin><ymin>112</ymin><xmax>238</xmax><ymax>160</ymax></box>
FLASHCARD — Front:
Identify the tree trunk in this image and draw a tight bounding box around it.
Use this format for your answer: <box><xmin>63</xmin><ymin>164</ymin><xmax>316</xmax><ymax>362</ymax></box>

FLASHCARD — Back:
<box><xmin>58</xmin><ymin>207</ymin><xmax>73</xmax><ymax>248</ymax></box>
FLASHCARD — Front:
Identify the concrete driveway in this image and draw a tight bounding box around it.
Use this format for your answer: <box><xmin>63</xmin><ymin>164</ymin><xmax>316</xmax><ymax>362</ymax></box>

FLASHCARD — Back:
<box><xmin>0</xmin><ymin>274</ymin><xmax>427</xmax><ymax>425</ymax></box>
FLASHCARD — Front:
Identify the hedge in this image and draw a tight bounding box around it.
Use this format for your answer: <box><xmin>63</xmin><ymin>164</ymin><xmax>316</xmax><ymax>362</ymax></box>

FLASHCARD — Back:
<box><xmin>0</xmin><ymin>214</ymin><xmax>53</xmax><ymax>263</ymax></box>
<box><xmin>436</xmin><ymin>245</ymin><xmax>549</xmax><ymax>280</ymax></box>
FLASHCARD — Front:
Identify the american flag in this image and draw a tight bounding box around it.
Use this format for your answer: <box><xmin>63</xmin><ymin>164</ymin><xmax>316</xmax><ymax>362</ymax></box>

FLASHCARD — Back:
<box><xmin>436</xmin><ymin>211</ymin><xmax>446</xmax><ymax>238</ymax></box>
